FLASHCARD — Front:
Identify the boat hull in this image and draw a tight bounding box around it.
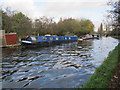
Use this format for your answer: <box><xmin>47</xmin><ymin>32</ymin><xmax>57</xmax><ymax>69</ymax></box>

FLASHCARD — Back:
<box><xmin>21</xmin><ymin>36</ymin><xmax>78</xmax><ymax>48</ymax></box>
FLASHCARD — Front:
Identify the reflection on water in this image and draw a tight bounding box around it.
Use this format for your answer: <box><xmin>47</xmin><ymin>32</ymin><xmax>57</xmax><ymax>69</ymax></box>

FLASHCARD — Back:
<box><xmin>1</xmin><ymin>37</ymin><xmax>119</xmax><ymax>88</ymax></box>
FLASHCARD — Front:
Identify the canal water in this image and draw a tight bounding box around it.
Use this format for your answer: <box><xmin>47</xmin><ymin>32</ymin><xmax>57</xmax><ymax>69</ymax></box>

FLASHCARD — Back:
<box><xmin>1</xmin><ymin>37</ymin><xmax>119</xmax><ymax>88</ymax></box>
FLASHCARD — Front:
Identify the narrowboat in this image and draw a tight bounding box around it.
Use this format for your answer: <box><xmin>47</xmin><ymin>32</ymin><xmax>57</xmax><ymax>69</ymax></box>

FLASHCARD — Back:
<box><xmin>21</xmin><ymin>35</ymin><xmax>78</xmax><ymax>47</ymax></box>
<box><xmin>78</xmin><ymin>34</ymin><xmax>100</xmax><ymax>41</ymax></box>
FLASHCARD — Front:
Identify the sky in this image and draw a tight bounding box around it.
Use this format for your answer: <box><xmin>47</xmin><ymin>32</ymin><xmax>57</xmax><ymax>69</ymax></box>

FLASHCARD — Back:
<box><xmin>0</xmin><ymin>0</ymin><xmax>114</xmax><ymax>31</ymax></box>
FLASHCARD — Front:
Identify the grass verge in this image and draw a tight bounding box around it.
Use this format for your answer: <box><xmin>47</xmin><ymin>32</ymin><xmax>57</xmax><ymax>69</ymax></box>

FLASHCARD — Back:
<box><xmin>82</xmin><ymin>43</ymin><xmax>120</xmax><ymax>88</ymax></box>
<box><xmin>111</xmin><ymin>36</ymin><xmax>120</xmax><ymax>39</ymax></box>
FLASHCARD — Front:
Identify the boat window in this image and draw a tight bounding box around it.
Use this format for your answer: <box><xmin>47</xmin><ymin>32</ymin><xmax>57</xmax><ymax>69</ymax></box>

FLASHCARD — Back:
<box><xmin>50</xmin><ymin>37</ymin><xmax>53</xmax><ymax>40</ymax></box>
<box><xmin>43</xmin><ymin>37</ymin><xmax>47</xmax><ymax>40</ymax></box>
<box><xmin>56</xmin><ymin>37</ymin><xmax>58</xmax><ymax>40</ymax></box>
<box><xmin>31</xmin><ymin>36</ymin><xmax>37</xmax><ymax>41</ymax></box>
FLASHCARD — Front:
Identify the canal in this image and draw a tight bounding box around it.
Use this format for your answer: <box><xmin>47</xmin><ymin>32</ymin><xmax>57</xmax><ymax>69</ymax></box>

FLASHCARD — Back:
<box><xmin>1</xmin><ymin>37</ymin><xmax>119</xmax><ymax>88</ymax></box>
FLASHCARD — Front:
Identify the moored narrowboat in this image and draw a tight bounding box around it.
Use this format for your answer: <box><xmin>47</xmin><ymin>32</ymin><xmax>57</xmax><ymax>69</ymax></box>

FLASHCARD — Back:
<box><xmin>78</xmin><ymin>34</ymin><xmax>100</xmax><ymax>41</ymax></box>
<box><xmin>21</xmin><ymin>35</ymin><xmax>78</xmax><ymax>47</ymax></box>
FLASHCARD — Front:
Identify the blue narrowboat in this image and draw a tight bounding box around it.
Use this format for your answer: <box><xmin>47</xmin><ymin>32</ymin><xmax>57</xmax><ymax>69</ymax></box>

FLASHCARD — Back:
<box><xmin>21</xmin><ymin>35</ymin><xmax>78</xmax><ymax>47</ymax></box>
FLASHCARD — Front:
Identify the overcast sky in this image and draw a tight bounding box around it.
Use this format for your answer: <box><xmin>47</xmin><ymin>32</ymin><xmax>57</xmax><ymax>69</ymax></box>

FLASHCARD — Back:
<box><xmin>1</xmin><ymin>0</ymin><xmax>114</xmax><ymax>31</ymax></box>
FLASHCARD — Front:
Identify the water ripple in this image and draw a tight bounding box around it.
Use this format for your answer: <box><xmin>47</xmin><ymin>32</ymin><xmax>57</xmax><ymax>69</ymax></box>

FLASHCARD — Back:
<box><xmin>2</xmin><ymin>37</ymin><xmax>119</xmax><ymax>88</ymax></box>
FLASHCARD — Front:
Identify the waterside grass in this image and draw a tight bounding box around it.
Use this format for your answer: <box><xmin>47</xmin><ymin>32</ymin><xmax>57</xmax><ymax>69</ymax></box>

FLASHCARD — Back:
<box><xmin>111</xmin><ymin>36</ymin><xmax>120</xmax><ymax>39</ymax></box>
<box><xmin>82</xmin><ymin>43</ymin><xmax>120</xmax><ymax>88</ymax></box>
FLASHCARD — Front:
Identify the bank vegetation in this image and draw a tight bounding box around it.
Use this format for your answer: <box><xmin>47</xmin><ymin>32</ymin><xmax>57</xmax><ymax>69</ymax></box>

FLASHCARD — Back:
<box><xmin>1</xmin><ymin>9</ymin><xmax>94</xmax><ymax>38</ymax></box>
<box><xmin>82</xmin><ymin>43</ymin><xmax>120</xmax><ymax>88</ymax></box>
